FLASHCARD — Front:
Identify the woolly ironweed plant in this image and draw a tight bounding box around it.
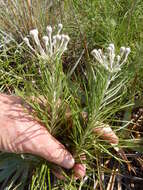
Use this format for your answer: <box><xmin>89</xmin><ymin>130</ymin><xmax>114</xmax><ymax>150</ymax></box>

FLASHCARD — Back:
<box><xmin>0</xmin><ymin>1</ymin><xmax>142</xmax><ymax>189</ymax></box>
<box><xmin>0</xmin><ymin>20</ymin><xmax>135</xmax><ymax>189</ymax></box>
<box><xmin>9</xmin><ymin>23</ymin><xmax>132</xmax><ymax>189</ymax></box>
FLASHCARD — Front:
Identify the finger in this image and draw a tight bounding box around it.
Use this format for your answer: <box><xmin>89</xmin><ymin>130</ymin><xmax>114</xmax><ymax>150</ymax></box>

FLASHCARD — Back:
<box><xmin>73</xmin><ymin>154</ymin><xmax>86</xmax><ymax>179</ymax></box>
<box><xmin>6</xmin><ymin>117</ymin><xmax>75</xmax><ymax>169</ymax></box>
<box><xmin>0</xmin><ymin>94</ymin><xmax>75</xmax><ymax>169</ymax></box>
<box><xmin>17</xmin><ymin>124</ymin><xmax>75</xmax><ymax>169</ymax></box>
<box><xmin>51</xmin><ymin>168</ymin><xmax>65</xmax><ymax>180</ymax></box>
<box><xmin>52</xmin><ymin>163</ymin><xmax>86</xmax><ymax>180</ymax></box>
<box><xmin>73</xmin><ymin>163</ymin><xmax>86</xmax><ymax>179</ymax></box>
<box><xmin>37</xmin><ymin>128</ymin><xmax>75</xmax><ymax>169</ymax></box>
<box><xmin>93</xmin><ymin>125</ymin><xmax>119</xmax><ymax>145</ymax></box>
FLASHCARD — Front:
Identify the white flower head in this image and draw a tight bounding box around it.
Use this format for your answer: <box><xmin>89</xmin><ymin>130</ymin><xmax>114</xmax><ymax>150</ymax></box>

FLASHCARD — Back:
<box><xmin>46</xmin><ymin>26</ymin><xmax>52</xmax><ymax>34</ymax></box>
<box><xmin>58</xmin><ymin>23</ymin><xmax>63</xmax><ymax>34</ymax></box>
<box><xmin>120</xmin><ymin>46</ymin><xmax>126</xmax><ymax>53</ymax></box>
<box><xmin>29</xmin><ymin>28</ymin><xmax>46</xmax><ymax>57</ymax></box>
<box><xmin>58</xmin><ymin>23</ymin><xmax>63</xmax><ymax>30</ymax></box>
<box><xmin>125</xmin><ymin>47</ymin><xmax>131</xmax><ymax>55</ymax></box>
<box><xmin>23</xmin><ymin>37</ymin><xmax>36</xmax><ymax>53</ymax></box>
<box><xmin>23</xmin><ymin>37</ymin><xmax>30</xmax><ymax>45</ymax></box>
<box><xmin>43</xmin><ymin>36</ymin><xmax>49</xmax><ymax>44</ymax></box>
<box><xmin>30</xmin><ymin>29</ymin><xmax>38</xmax><ymax>37</ymax></box>
<box><xmin>23</xmin><ymin>24</ymin><xmax>70</xmax><ymax>60</ymax></box>
<box><xmin>42</xmin><ymin>36</ymin><xmax>49</xmax><ymax>50</ymax></box>
<box><xmin>91</xmin><ymin>43</ymin><xmax>131</xmax><ymax>73</ymax></box>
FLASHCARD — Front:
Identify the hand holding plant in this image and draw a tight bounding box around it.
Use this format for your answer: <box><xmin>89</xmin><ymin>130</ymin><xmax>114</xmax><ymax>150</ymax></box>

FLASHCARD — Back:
<box><xmin>0</xmin><ymin>93</ymin><xmax>86</xmax><ymax>179</ymax></box>
<box><xmin>21</xmin><ymin>22</ymin><xmax>131</xmax><ymax>179</ymax></box>
<box><xmin>0</xmin><ymin>18</ymin><xmax>132</xmax><ymax>188</ymax></box>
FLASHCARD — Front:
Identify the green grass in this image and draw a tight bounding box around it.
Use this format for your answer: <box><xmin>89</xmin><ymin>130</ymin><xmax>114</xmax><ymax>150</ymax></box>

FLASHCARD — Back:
<box><xmin>0</xmin><ymin>0</ymin><xmax>143</xmax><ymax>189</ymax></box>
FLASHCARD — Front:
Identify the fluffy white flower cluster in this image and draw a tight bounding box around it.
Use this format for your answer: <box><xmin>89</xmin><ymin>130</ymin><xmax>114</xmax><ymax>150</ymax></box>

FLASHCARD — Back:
<box><xmin>91</xmin><ymin>44</ymin><xmax>131</xmax><ymax>73</ymax></box>
<box><xmin>24</xmin><ymin>24</ymin><xmax>70</xmax><ymax>60</ymax></box>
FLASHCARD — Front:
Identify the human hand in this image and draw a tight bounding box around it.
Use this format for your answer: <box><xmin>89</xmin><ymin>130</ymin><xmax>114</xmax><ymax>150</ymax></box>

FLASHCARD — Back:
<box><xmin>0</xmin><ymin>93</ymin><xmax>85</xmax><ymax>178</ymax></box>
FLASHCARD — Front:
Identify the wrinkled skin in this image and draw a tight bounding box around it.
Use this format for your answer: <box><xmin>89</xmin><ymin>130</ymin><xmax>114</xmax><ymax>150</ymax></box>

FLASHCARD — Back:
<box><xmin>0</xmin><ymin>93</ymin><xmax>85</xmax><ymax>178</ymax></box>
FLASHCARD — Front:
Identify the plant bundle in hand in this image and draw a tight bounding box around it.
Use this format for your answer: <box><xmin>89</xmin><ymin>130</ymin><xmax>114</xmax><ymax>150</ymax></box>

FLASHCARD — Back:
<box><xmin>20</xmin><ymin>24</ymin><xmax>131</xmax><ymax>182</ymax></box>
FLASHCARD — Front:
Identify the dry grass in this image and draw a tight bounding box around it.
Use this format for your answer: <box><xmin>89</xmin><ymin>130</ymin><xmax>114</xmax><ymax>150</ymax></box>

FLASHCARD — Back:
<box><xmin>0</xmin><ymin>0</ymin><xmax>52</xmax><ymax>40</ymax></box>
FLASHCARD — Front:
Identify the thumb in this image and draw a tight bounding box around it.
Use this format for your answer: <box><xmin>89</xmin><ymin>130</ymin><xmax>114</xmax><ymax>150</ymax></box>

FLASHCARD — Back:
<box><xmin>13</xmin><ymin>123</ymin><xmax>75</xmax><ymax>169</ymax></box>
<box><xmin>3</xmin><ymin>119</ymin><xmax>75</xmax><ymax>169</ymax></box>
<box><xmin>0</xmin><ymin>93</ymin><xmax>74</xmax><ymax>169</ymax></box>
<box><xmin>34</xmin><ymin>125</ymin><xmax>75</xmax><ymax>169</ymax></box>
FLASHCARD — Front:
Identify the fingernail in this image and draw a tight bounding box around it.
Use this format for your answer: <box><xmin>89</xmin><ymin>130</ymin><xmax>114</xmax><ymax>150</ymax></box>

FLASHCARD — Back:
<box><xmin>62</xmin><ymin>155</ymin><xmax>75</xmax><ymax>169</ymax></box>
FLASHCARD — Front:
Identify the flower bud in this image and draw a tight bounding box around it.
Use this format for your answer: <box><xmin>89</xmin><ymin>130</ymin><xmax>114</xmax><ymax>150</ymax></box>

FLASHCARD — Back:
<box><xmin>109</xmin><ymin>43</ymin><xmax>115</xmax><ymax>51</ymax></box>
<box><xmin>107</xmin><ymin>46</ymin><xmax>112</xmax><ymax>52</ymax></box>
<box><xmin>56</xmin><ymin>34</ymin><xmax>62</xmax><ymax>42</ymax></box>
<box><xmin>58</xmin><ymin>23</ymin><xmax>63</xmax><ymax>32</ymax></box>
<box><xmin>30</xmin><ymin>29</ymin><xmax>38</xmax><ymax>37</ymax></box>
<box><xmin>120</xmin><ymin>46</ymin><xmax>125</xmax><ymax>53</ymax></box>
<box><xmin>43</xmin><ymin>36</ymin><xmax>49</xmax><ymax>46</ymax></box>
<box><xmin>63</xmin><ymin>35</ymin><xmax>70</xmax><ymax>43</ymax></box>
<box><xmin>23</xmin><ymin>37</ymin><xmax>35</xmax><ymax>52</ymax></box>
<box><xmin>23</xmin><ymin>37</ymin><xmax>30</xmax><ymax>45</ymax></box>
<box><xmin>98</xmin><ymin>49</ymin><xmax>103</xmax><ymax>56</ymax></box>
<box><xmin>125</xmin><ymin>47</ymin><xmax>131</xmax><ymax>55</ymax></box>
<box><xmin>91</xmin><ymin>49</ymin><xmax>98</xmax><ymax>56</ymax></box>
<box><xmin>46</xmin><ymin>26</ymin><xmax>52</xmax><ymax>35</ymax></box>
